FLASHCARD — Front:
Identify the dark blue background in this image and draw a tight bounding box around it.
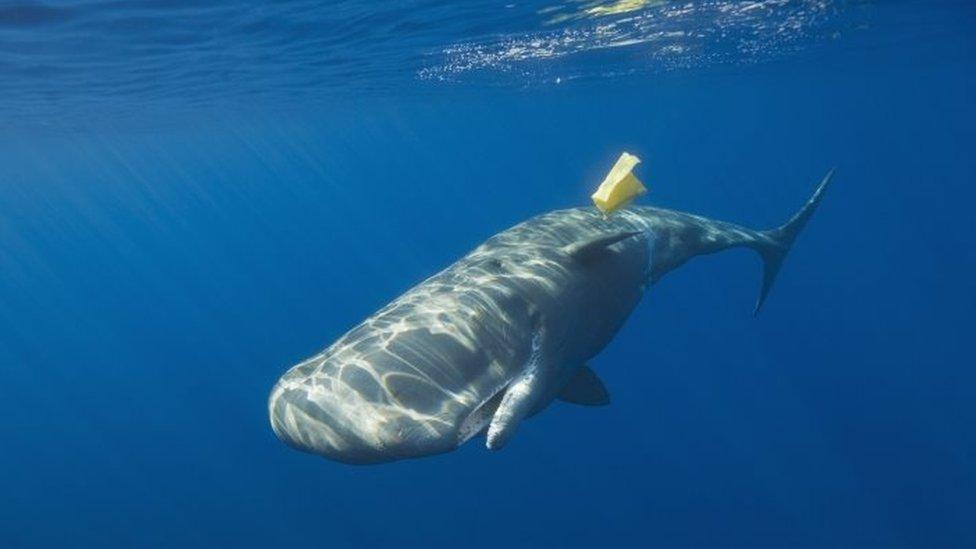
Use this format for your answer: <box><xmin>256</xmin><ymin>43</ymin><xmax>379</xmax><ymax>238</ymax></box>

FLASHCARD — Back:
<box><xmin>1</xmin><ymin>2</ymin><xmax>974</xmax><ymax>548</ymax></box>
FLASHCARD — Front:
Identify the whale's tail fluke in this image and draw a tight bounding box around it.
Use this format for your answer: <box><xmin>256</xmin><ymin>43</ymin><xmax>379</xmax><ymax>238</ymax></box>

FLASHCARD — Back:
<box><xmin>753</xmin><ymin>169</ymin><xmax>835</xmax><ymax>314</ymax></box>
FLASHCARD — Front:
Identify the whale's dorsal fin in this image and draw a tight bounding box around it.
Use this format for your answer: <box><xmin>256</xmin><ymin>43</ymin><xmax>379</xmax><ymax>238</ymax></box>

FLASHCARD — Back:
<box><xmin>563</xmin><ymin>231</ymin><xmax>642</xmax><ymax>263</ymax></box>
<box><xmin>557</xmin><ymin>365</ymin><xmax>609</xmax><ymax>406</ymax></box>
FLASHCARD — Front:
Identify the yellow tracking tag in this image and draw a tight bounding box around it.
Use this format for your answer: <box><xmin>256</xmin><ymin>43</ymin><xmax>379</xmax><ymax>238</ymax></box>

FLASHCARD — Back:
<box><xmin>590</xmin><ymin>152</ymin><xmax>647</xmax><ymax>215</ymax></box>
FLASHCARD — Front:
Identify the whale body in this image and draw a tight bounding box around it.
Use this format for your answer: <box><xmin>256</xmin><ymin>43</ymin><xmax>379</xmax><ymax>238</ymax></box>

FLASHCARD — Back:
<box><xmin>268</xmin><ymin>171</ymin><xmax>833</xmax><ymax>464</ymax></box>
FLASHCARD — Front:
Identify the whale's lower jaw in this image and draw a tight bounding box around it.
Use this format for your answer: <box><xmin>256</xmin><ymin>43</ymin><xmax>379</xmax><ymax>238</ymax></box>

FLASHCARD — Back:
<box><xmin>456</xmin><ymin>386</ymin><xmax>507</xmax><ymax>446</ymax></box>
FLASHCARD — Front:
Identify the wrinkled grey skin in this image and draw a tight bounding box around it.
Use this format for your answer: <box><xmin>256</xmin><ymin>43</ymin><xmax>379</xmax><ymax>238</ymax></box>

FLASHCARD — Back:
<box><xmin>268</xmin><ymin>173</ymin><xmax>830</xmax><ymax>464</ymax></box>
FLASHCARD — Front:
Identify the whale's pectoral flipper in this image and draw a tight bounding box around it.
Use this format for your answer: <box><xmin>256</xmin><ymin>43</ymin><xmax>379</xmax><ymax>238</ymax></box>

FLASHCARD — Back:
<box><xmin>486</xmin><ymin>329</ymin><xmax>547</xmax><ymax>450</ymax></box>
<box><xmin>564</xmin><ymin>231</ymin><xmax>642</xmax><ymax>263</ymax></box>
<box><xmin>557</xmin><ymin>365</ymin><xmax>610</xmax><ymax>406</ymax></box>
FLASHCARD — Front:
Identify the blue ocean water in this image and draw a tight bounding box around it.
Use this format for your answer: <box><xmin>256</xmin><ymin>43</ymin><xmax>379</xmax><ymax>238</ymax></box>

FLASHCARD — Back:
<box><xmin>1</xmin><ymin>1</ymin><xmax>974</xmax><ymax>547</ymax></box>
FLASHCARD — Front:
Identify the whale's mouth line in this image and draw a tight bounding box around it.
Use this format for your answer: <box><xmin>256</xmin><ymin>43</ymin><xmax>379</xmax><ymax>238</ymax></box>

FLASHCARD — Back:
<box><xmin>457</xmin><ymin>385</ymin><xmax>508</xmax><ymax>445</ymax></box>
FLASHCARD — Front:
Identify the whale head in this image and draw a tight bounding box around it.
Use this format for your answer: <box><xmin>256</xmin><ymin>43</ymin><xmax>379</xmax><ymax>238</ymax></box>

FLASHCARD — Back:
<box><xmin>267</xmin><ymin>352</ymin><xmax>465</xmax><ymax>464</ymax></box>
<box><xmin>267</xmin><ymin>312</ymin><xmax>511</xmax><ymax>464</ymax></box>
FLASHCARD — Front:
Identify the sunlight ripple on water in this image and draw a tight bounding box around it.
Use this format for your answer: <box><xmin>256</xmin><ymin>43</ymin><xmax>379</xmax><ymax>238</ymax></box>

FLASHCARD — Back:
<box><xmin>420</xmin><ymin>0</ymin><xmax>839</xmax><ymax>84</ymax></box>
<box><xmin>0</xmin><ymin>0</ymin><xmax>852</xmax><ymax>122</ymax></box>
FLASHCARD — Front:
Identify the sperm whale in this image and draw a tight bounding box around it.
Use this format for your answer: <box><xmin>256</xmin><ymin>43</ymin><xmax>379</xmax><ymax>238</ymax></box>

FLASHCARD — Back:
<box><xmin>268</xmin><ymin>170</ymin><xmax>833</xmax><ymax>464</ymax></box>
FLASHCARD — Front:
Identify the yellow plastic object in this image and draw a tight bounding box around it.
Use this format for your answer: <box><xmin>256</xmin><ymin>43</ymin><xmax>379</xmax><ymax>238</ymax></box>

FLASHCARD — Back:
<box><xmin>590</xmin><ymin>152</ymin><xmax>647</xmax><ymax>215</ymax></box>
